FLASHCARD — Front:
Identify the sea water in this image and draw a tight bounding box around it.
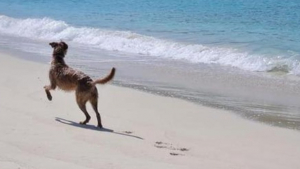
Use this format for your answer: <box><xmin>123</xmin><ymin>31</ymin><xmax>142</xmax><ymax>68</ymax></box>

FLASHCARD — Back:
<box><xmin>1</xmin><ymin>0</ymin><xmax>300</xmax><ymax>129</ymax></box>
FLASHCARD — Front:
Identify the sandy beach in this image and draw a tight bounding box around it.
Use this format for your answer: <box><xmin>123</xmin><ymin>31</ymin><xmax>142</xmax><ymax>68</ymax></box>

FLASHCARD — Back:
<box><xmin>0</xmin><ymin>53</ymin><xmax>300</xmax><ymax>169</ymax></box>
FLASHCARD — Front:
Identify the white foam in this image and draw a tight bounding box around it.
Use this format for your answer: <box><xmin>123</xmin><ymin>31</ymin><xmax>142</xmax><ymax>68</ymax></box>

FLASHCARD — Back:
<box><xmin>0</xmin><ymin>15</ymin><xmax>299</xmax><ymax>75</ymax></box>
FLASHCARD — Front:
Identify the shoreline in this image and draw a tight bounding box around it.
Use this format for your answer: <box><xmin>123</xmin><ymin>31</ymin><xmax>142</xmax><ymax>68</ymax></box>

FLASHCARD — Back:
<box><xmin>5</xmin><ymin>45</ymin><xmax>300</xmax><ymax>131</ymax></box>
<box><xmin>1</xmin><ymin>51</ymin><xmax>300</xmax><ymax>168</ymax></box>
<box><xmin>1</xmin><ymin>33</ymin><xmax>300</xmax><ymax>131</ymax></box>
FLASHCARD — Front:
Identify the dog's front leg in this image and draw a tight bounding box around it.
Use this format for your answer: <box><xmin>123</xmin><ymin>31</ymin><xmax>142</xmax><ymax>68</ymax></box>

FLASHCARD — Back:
<box><xmin>44</xmin><ymin>74</ymin><xmax>56</xmax><ymax>101</ymax></box>
<box><xmin>44</xmin><ymin>85</ymin><xmax>53</xmax><ymax>101</ymax></box>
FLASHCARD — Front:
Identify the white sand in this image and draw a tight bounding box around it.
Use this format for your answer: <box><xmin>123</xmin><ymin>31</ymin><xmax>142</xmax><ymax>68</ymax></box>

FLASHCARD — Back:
<box><xmin>0</xmin><ymin>53</ymin><xmax>300</xmax><ymax>169</ymax></box>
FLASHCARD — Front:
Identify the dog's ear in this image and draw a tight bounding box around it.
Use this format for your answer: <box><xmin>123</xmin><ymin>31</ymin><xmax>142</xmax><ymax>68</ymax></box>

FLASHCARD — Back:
<box><xmin>60</xmin><ymin>41</ymin><xmax>68</xmax><ymax>50</ymax></box>
<box><xmin>49</xmin><ymin>42</ymin><xmax>58</xmax><ymax>48</ymax></box>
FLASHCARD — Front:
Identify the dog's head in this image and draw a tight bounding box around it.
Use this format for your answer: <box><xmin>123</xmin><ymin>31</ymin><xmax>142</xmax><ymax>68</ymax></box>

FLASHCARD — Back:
<box><xmin>49</xmin><ymin>41</ymin><xmax>68</xmax><ymax>57</ymax></box>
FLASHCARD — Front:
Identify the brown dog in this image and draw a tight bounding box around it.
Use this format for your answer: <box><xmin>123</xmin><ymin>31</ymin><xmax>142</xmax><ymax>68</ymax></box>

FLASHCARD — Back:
<box><xmin>44</xmin><ymin>41</ymin><xmax>115</xmax><ymax>128</ymax></box>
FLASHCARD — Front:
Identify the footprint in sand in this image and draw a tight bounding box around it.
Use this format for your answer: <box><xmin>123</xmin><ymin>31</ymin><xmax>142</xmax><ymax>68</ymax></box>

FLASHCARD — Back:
<box><xmin>154</xmin><ymin>141</ymin><xmax>173</xmax><ymax>149</ymax></box>
<box><xmin>123</xmin><ymin>131</ymin><xmax>133</xmax><ymax>134</ymax></box>
<box><xmin>170</xmin><ymin>152</ymin><xmax>184</xmax><ymax>156</ymax></box>
<box><xmin>154</xmin><ymin>141</ymin><xmax>189</xmax><ymax>156</ymax></box>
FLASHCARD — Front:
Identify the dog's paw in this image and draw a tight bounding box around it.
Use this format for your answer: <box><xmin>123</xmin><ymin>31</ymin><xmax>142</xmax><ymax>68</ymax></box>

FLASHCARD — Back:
<box><xmin>45</xmin><ymin>90</ymin><xmax>52</xmax><ymax>101</ymax></box>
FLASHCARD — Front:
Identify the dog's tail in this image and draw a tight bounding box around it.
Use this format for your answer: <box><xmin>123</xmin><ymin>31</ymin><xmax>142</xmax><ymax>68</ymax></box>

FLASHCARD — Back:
<box><xmin>92</xmin><ymin>67</ymin><xmax>116</xmax><ymax>85</ymax></box>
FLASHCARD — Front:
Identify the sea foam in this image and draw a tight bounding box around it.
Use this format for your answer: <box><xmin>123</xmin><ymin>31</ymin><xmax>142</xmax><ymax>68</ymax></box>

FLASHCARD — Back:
<box><xmin>0</xmin><ymin>15</ymin><xmax>299</xmax><ymax>75</ymax></box>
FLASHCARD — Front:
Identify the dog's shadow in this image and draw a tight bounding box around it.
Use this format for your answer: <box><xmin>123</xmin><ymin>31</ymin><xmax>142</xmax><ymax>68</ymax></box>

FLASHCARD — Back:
<box><xmin>55</xmin><ymin>117</ymin><xmax>143</xmax><ymax>140</ymax></box>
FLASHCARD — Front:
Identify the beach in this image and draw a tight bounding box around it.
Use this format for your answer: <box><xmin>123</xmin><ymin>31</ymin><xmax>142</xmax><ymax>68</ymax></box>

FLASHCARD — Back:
<box><xmin>1</xmin><ymin>0</ymin><xmax>300</xmax><ymax>168</ymax></box>
<box><xmin>1</xmin><ymin>52</ymin><xmax>300</xmax><ymax>169</ymax></box>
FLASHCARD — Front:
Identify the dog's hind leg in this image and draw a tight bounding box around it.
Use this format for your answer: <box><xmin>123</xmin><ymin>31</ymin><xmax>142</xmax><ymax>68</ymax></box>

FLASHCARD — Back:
<box><xmin>90</xmin><ymin>97</ymin><xmax>103</xmax><ymax>128</ymax></box>
<box><xmin>78</xmin><ymin>102</ymin><xmax>91</xmax><ymax>125</ymax></box>
<box><xmin>76</xmin><ymin>96</ymin><xmax>91</xmax><ymax>125</ymax></box>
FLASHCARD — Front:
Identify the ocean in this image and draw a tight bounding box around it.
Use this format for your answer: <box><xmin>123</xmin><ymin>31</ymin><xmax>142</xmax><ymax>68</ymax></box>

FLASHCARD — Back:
<box><xmin>1</xmin><ymin>0</ymin><xmax>300</xmax><ymax>130</ymax></box>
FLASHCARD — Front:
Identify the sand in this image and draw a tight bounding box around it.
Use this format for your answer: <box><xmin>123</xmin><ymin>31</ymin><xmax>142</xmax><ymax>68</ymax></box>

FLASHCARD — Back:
<box><xmin>0</xmin><ymin>53</ymin><xmax>300</xmax><ymax>169</ymax></box>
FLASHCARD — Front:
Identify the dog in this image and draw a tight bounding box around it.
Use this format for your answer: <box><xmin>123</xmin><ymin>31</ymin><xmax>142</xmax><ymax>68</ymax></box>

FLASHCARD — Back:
<box><xmin>44</xmin><ymin>41</ymin><xmax>115</xmax><ymax>128</ymax></box>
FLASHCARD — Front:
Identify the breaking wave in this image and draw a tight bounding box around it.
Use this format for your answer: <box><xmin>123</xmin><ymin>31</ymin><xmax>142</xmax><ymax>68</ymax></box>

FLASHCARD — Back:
<box><xmin>1</xmin><ymin>15</ymin><xmax>300</xmax><ymax>74</ymax></box>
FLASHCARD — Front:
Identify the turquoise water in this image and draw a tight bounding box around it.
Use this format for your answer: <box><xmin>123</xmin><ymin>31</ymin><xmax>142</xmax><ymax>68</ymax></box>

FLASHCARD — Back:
<box><xmin>1</xmin><ymin>0</ymin><xmax>300</xmax><ymax>130</ymax></box>
<box><xmin>1</xmin><ymin>0</ymin><xmax>300</xmax><ymax>73</ymax></box>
